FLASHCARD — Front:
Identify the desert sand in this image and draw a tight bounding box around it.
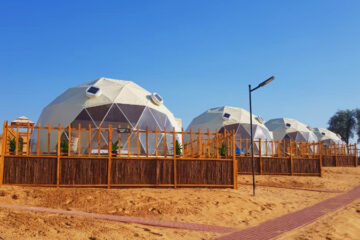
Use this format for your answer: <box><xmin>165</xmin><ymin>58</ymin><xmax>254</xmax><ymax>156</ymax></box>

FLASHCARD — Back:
<box><xmin>0</xmin><ymin>167</ymin><xmax>359</xmax><ymax>240</ymax></box>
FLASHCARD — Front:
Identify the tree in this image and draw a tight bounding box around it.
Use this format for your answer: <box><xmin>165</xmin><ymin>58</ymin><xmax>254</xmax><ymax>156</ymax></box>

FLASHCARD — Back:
<box><xmin>328</xmin><ymin>110</ymin><xmax>356</xmax><ymax>144</ymax></box>
<box><xmin>355</xmin><ymin>109</ymin><xmax>360</xmax><ymax>143</ymax></box>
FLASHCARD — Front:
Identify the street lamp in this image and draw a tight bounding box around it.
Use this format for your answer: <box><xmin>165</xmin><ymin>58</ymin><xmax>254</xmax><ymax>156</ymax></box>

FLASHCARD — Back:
<box><xmin>249</xmin><ymin>76</ymin><xmax>274</xmax><ymax>196</ymax></box>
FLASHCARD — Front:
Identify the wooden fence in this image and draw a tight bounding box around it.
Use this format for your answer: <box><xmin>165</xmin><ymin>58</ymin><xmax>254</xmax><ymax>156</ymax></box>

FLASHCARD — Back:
<box><xmin>235</xmin><ymin>138</ymin><xmax>357</xmax><ymax>176</ymax></box>
<box><xmin>1</xmin><ymin>121</ymin><xmax>357</xmax><ymax>188</ymax></box>
<box><xmin>322</xmin><ymin>144</ymin><xmax>358</xmax><ymax>167</ymax></box>
<box><xmin>0</xmin><ymin>121</ymin><xmax>237</xmax><ymax>189</ymax></box>
<box><xmin>235</xmin><ymin>139</ymin><xmax>323</xmax><ymax>176</ymax></box>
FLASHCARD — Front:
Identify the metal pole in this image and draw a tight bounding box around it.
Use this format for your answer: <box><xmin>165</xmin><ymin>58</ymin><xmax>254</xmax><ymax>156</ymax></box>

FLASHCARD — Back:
<box><xmin>249</xmin><ymin>84</ymin><xmax>256</xmax><ymax>196</ymax></box>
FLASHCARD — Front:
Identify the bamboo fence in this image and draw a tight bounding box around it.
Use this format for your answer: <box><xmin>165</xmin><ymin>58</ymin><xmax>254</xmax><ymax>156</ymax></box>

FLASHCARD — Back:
<box><xmin>0</xmin><ymin>121</ymin><xmax>237</xmax><ymax>188</ymax></box>
<box><xmin>0</xmin><ymin>121</ymin><xmax>357</xmax><ymax>188</ymax></box>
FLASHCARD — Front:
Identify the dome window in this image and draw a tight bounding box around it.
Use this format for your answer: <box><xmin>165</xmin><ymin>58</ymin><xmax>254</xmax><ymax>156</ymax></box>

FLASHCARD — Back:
<box><xmin>285</xmin><ymin>123</ymin><xmax>291</xmax><ymax>128</ymax></box>
<box><xmin>256</xmin><ymin>116</ymin><xmax>264</xmax><ymax>124</ymax></box>
<box><xmin>86</xmin><ymin>86</ymin><xmax>101</xmax><ymax>98</ymax></box>
<box><xmin>223</xmin><ymin>113</ymin><xmax>231</xmax><ymax>120</ymax></box>
<box><xmin>150</xmin><ymin>93</ymin><xmax>163</xmax><ymax>105</ymax></box>
<box><xmin>321</xmin><ymin>132</ymin><xmax>326</xmax><ymax>136</ymax></box>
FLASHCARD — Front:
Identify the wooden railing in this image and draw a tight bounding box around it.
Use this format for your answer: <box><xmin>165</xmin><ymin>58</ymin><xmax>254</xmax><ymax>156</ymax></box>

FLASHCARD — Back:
<box><xmin>0</xmin><ymin>121</ymin><xmax>237</xmax><ymax>188</ymax></box>
<box><xmin>0</xmin><ymin>120</ymin><xmax>357</xmax><ymax>188</ymax></box>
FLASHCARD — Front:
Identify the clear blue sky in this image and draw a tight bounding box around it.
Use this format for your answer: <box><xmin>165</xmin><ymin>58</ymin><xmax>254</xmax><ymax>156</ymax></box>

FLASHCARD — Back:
<box><xmin>1</xmin><ymin>0</ymin><xmax>360</xmax><ymax>132</ymax></box>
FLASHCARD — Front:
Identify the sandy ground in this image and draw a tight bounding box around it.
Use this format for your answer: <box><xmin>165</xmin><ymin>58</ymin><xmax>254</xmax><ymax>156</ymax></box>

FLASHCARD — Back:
<box><xmin>277</xmin><ymin>199</ymin><xmax>360</xmax><ymax>240</ymax></box>
<box><xmin>0</xmin><ymin>167</ymin><xmax>359</xmax><ymax>240</ymax></box>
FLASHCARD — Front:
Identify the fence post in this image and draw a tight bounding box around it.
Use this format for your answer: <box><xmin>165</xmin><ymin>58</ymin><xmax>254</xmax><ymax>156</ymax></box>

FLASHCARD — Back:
<box><xmin>181</xmin><ymin>128</ymin><xmax>185</xmax><ymax>157</ymax></box>
<box><xmin>0</xmin><ymin>121</ymin><xmax>7</xmax><ymax>185</ymax></box>
<box><xmin>355</xmin><ymin>144</ymin><xmax>358</xmax><ymax>167</ymax></box>
<box><xmin>164</xmin><ymin>127</ymin><xmax>167</xmax><ymax>157</ymax></box>
<box><xmin>78</xmin><ymin>123</ymin><xmax>81</xmax><ymax>156</ymax></box>
<box><xmin>15</xmin><ymin>125</ymin><xmax>19</xmax><ymax>156</ymax></box>
<box><xmin>36</xmin><ymin>123</ymin><xmax>40</xmax><ymax>155</ymax></box>
<box><xmin>127</xmin><ymin>124</ymin><xmax>131</xmax><ymax>157</ymax></box>
<box><xmin>335</xmin><ymin>143</ymin><xmax>338</xmax><ymax>166</ymax></box>
<box><xmin>172</xmin><ymin>127</ymin><xmax>177</xmax><ymax>189</ymax></box>
<box><xmin>319</xmin><ymin>142</ymin><xmax>322</xmax><ymax>177</ymax></box>
<box><xmin>145</xmin><ymin>126</ymin><xmax>148</xmax><ymax>157</ymax></box>
<box><xmin>26</xmin><ymin>121</ymin><xmax>30</xmax><ymax>155</ymax></box>
<box><xmin>259</xmin><ymin>138</ymin><xmax>262</xmax><ymax>175</ymax></box>
<box><xmin>88</xmin><ymin>124</ymin><xmax>91</xmax><ymax>156</ymax></box>
<box><xmin>107</xmin><ymin>125</ymin><xmax>112</xmax><ymax>189</ymax></box>
<box><xmin>290</xmin><ymin>140</ymin><xmax>293</xmax><ymax>176</ymax></box>
<box><xmin>198</xmin><ymin>128</ymin><xmax>201</xmax><ymax>157</ymax></box>
<box><xmin>190</xmin><ymin>128</ymin><xmax>193</xmax><ymax>157</ymax></box>
<box><xmin>47</xmin><ymin>123</ymin><xmax>51</xmax><ymax>154</ymax></box>
<box><xmin>215</xmin><ymin>130</ymin><xmax>219</xmax><ymax>158</ymax></box>
<box><xmin>136</xmin><ymin>126</ymin><xmax>140</xmax><ymax>156</ymax></box>
<box><xmin>232</xmin><ymin>131</ymin><xmax>237</xmax><ymax>189</ymax></box>
<box><xmin>155</xmin><ymin>126</ymin><xmax>158</xmax><ymax>156</ymax></box>
<box><xmin>56</xmin><ymin>123</ymin><xmax>61</xmax><ymax>187</ymax></box>
<box><xmin>68</xmin><ymin>124</ymin><xmax>71</xmax><ymax>156</ymax></box>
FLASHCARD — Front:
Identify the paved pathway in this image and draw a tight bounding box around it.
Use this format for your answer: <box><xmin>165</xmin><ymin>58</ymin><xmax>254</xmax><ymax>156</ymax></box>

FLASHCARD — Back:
<box><xmin>214</xmin><ymin>185</ymin><xmax>360</xmax><ymax>240</ymax></box>
<box><xmin>240</xmin><ymin>183</ymin><xmax>344</xmax><ymax>193</ymax></box>
<box><xmin>0</xmin><ymin>204</ymin><xmax>236</xmax><ymax>234</ymax></box>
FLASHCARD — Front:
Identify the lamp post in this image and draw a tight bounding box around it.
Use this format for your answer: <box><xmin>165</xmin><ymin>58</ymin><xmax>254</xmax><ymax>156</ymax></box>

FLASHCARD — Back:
<box><xmin>249</xmin><ymin>76</ymin><xmax>274</xmax><ymax>196</ymax></box>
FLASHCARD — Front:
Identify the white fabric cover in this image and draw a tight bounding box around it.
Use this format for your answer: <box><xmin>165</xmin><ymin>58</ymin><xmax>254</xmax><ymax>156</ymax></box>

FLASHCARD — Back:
<box><xmin>313</xmin><ymin>128</ymin><xmax>343</xmax><ymax>145</ymax></box>
<box><xmin>32</xmin><ymin>77</ymin><xmax>180</xmax><ymax>152</ymax></box>
<box><xmin>265</xmin><ymin>118</ymin><xmax>318</xmax><ymax>143</ymax></box>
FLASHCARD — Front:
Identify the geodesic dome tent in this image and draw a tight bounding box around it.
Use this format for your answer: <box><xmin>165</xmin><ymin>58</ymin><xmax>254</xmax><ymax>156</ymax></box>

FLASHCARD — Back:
<box><xmin>265</xmin><ymin>118</ymin><xmax>318</xmax><ymax>143</ymax></box>
<box><xmin>186</xmin><ymin>106</ymin><xmax>273</xmax><ymax>155</ymax></box>
<box><xmin>313</xmin><ymin>128</ymin><xmax>343</xmax><ymax>145</ymax></box>
<box><xmin>31</xmin><ymin>77</ymin><xmax>181</xmax><ymax>154</ymax></box>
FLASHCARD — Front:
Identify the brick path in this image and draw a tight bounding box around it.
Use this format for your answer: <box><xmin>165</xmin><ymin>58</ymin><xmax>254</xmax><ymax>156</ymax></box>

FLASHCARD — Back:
<box><xmin>214</xmin><ymin>184</ymin><xmax>360</xmax><ymax>240</ymax></box>
<box><xmin>240</xmin><ymin>183</ymin><xmax>344</xmax><ymax>193</ymax></box>
<box><xmin>0</xmin><ymin>204</ymin><xmax>236</xmax><ymax>234</ymax></box>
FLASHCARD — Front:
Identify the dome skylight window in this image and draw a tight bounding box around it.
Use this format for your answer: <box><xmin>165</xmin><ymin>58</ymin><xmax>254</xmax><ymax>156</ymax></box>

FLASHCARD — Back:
<box><xmin>223</xmin><ymin>113</ymin><xmax>231</xmax><ymax>120</ymax></box>
<box><xmin>256</xmin><ymin>116</ymin><xmax>264</xmax><ymax>124</ymax></box>
<box><xmin>86</xmin><ymin>86</ymin><xmax>101</xmax><ymax>98</ymax></box>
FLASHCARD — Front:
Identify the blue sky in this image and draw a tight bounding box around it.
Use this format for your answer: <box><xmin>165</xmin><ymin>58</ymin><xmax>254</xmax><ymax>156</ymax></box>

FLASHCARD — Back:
<box><xmin>1</xmin><ymin>0</ymin><xmax>360</xmax><ymax>132</ymax></box>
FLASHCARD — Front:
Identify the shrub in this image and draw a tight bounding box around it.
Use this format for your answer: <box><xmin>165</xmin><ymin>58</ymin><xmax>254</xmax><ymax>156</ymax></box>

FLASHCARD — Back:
<box><xmin>175</xmin><ymin>140</ymin><xmax>182</xmax><ymax>155</ymax></box>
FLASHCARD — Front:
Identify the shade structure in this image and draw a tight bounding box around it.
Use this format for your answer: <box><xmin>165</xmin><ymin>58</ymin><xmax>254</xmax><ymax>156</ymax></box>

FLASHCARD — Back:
<box><xmin>31</xmin><ymin>77</ymin><xmax>181</xmax><ymax>154</ymax></box>
<box><xmin>265</xmin><ymin>118</ymin><xmax>318</xmax><ymax>143</ymax></box>
<box><xmin>186</xmin><ymin>106</ymin><xmax>273</xmax><ymax>155</ymax></box>
<box><xmin>313</xmin><ymin>128</ymin><xmax>344</xmax><ymax>145</ymax></box>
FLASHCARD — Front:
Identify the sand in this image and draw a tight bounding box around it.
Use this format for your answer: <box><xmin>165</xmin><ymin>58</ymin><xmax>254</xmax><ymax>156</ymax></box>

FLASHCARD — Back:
<box><xmin>0</xmin><ymin>167</ymin><xmax>359</xmax><ymax>239</ymax></box>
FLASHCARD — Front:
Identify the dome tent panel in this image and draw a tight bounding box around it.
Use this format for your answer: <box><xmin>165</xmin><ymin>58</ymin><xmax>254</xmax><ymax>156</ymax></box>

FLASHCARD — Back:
<box><xmin>117</xmin><ymin>104</ymin><xmax>145</xmax><ymax>127</ymax></box>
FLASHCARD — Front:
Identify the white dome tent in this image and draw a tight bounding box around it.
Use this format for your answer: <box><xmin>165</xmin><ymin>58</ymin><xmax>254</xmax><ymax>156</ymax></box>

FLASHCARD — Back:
<box><xmin>265</xmin><ymin>118</ymin><xmax>318</xmax><ymax>143</ymax></box>
<box><xmin>31</xmin><ymin>77</ymin><xmax>181</xmax><ymax>154</ymax></box>
<box><xmin>186</xmin><ymin>106</ymin><xmax>273</xmax><ymax>156</ymax></box>
<box><xmin>313</xmin><ymin>128</ymin><xmax>343</xmax><ymax>145</ymax></box>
